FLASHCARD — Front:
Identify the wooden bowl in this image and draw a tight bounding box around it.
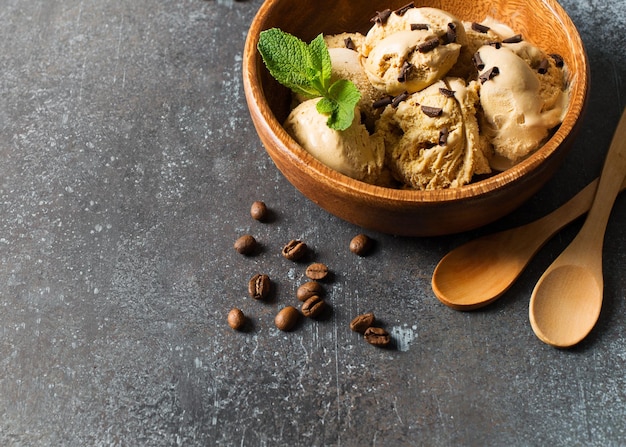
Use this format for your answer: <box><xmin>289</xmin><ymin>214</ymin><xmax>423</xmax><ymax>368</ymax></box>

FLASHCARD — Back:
<box><xmin>242</xmin><ymin>0</ymin><xmax>589</xmax><ymax>236</ymax></box>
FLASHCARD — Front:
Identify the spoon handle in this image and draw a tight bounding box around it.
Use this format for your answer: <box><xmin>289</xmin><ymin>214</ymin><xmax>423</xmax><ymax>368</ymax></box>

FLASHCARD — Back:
<box><xmin>557</xmin><ymin>109</ymin><xmax>626</xmax><ymax>264</ymax></box>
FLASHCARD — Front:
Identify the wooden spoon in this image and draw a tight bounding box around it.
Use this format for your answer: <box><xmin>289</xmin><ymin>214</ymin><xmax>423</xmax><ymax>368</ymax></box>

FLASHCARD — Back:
<box><xmin>529</xmin><ymin>109</ymin><xmax>626</xmax><ymax>348</ymax></box>
<box><xmin>432</xmin><ymin>177</ymin><xmax>626</xmax><ymax>311</ymax></box>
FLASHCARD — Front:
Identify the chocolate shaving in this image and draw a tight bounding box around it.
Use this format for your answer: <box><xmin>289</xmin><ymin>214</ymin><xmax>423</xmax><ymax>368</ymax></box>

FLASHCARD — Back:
<box><xmin>487</xmin><ymin>41</ymin><xmax>502</xmax><ymax>49</ymax></box>
<box><xmin>344</xmin><ymin>37</ymin><xmax>356</xmax><ymax>51</ymax></box>
<box><xmin>370</xmin><ymin>9</ymin><xmax>392</xmax><ymax>25</ymax></box>
<box><xmin>550</xmin><ymin>53</ymin><xmax>564</xmax><ymax>68</ymax></box>
<box><xmin>417</xmin><ymin>37</ymin><xmax>440</xmax><ymax>53</ymax></box>
<box><xmin>373</xmin><ymin>96</ymin><xmax>394</xmax><ymax>109</ymax></box>
<box><xmin>471</xmin><ymin>22</ymin><xmax>490</xmax><ymax>33</ymax></box>
<box><xmin>479</xmin><ymin>66</ymin><xmax>500</xmax><ymax>83</ymax></box>
<box><xmin>502</xmin><ymin>34</ymin><xmax>523</xmax><ymax>44</ymax></box>
<box><xmin>410</xmin><ymin>23</ymin><xmax>429</xmax><ymax>31</ymax></box>
<box><xmin>421</xmin><ymin>105</ymin><xmax>443</xmax><ymax>117</ymax></box>
<box><xmin>394</xmin><ymin>2</ymin><xmax>415</xmax><ymax>16</ymax></box>
<box><xmin>472</xmin><ymin>52</ymin><xmax>485</xmax><ymax>71</ymax></box>
<box><xmin>439</xmin><ymin>127</ymin><xmax>449</xmax><ymax>146</ymax></box>
<box><xmin>391</xmin><ymin>92</ymin><xmax>409</xmax><ymax>108</ymax></box>
<box><xmin>538</xmin><ymin>58</ymin><xmax>549</xmax><ymax>74</ymax></box>
<box><xmin>444</xmin><ymin>22</ymin><xmax>457</xmax><ymax>44</ymax></box>
<box><xmin>439</xmin><ymin>87</ymin><xmax>455</xmax><ymax>98</ymax></box>
<box><xmin>397</xmin><ymin>61</ymin><xmax>413</xmax><ymax>82</ymax></box>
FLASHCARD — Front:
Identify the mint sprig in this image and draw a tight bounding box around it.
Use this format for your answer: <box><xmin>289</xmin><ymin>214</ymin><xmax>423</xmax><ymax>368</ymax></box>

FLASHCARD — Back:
<box><xmin>257</xmin><ymin>28</ymin><xmax>361</xmax><ymax>131</ymax></box>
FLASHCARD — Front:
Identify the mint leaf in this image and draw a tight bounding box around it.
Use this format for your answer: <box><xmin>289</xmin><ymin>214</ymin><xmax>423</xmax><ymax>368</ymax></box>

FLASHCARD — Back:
<box><xmin>257</xmin><ymin>28</ymin><xmax>321</xmax><ymax>98</ymax></box>
<box><xmin>317</xmin><ymin>80</ymin><xmax>362</xmax><ymax>130</ymax></box>
<box><xmin>307</xmin><ymin>34</ymin><xmax>333</xmax><ymax>93</ymax></box>
<box><xmin>257</xmin><ymin>28</ymin><xmax>361</xmax><ymax>131</ymax></box>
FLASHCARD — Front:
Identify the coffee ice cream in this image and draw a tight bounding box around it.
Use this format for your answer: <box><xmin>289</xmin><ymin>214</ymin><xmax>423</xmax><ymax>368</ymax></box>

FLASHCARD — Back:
<box><xmin>284</xmin><ymin>98</ymin><xmax>386</xmax><ymax>185</ymax></box>
<box><xmin>278</xmin><ymin>5</ymin><xmax>569</xmax><ymax>189</ymax></box>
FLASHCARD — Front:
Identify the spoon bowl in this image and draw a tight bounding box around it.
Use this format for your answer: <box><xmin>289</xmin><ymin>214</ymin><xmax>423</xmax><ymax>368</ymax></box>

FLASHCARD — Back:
<box><xmin>529</xmin><ymin>265</ymin><xmax>602</xmax><ymax>347</ymax></box>
<box><xmin>432</xmin><ymin>177</ymin><xmax>626</xmax><ymax>311</ymax></box>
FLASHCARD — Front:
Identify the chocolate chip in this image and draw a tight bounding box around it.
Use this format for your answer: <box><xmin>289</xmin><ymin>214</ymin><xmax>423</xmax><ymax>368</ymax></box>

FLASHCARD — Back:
<box><xmin>550</xmin><ymin>53</ymin><xmax>564</xmax><ymax>68</ymax></box>
<box><xmin>421</xmin><ymin>105</ymin><xmax>442</xmax><ymax>117</ymax></box>
<box><xmin>439</xmin><ymin>87</ymin><xmax>455</xmax><ymax>98</ymax></box>
<box><xmin>439</xmin><ymin>127</ymin><xmax>449</xmax><ymax>146</ymax></box>
<box><xmin>417</xmin><ymin>37</ymin><xmax>439</xmax><ymax>53</ymax></box>
<box><xmin>487</xmin><ymin>41</ymin><xmax>502</xmax><ymax>49</ymax></box>
<box><xmin>538</xmin><ymin>58</ymin><xmax>549</xmax><ymax>74</ymax></box>
<box><xmin>370</xmin><ymin>9</ymin><xmax>392</xmax><ymax>25</ymax></box>
<box><xmin>479</xmin><ymin>66</ymin><xmax>500</xmax><ymax>83</ymax></box>
<box><xmin>444</xmin><ymin>22</ymin><xmax>457</xmax><ymax>44</ymax></box>
<box><xmin>397</xmin><ymin>60</ymin><xmax>413</xmax><ymax>82</ymax></box>
<box><xmin>373</xmin><ymin>96</ymin><xmax>394</xmax><ymax>109</ymax></box>
<box><xmin>344</xmin><ymin>37</ymin><xmax>356</xmax><ymax>51</ymax></box>
<box><xmin>471</xmin><ymin>22</ymin><xmax>490</xmax><ymax>33</ymax></box>
<box><xmin>394</xmin><ymin>2</ymin><xmax>415</xmax><ymax>16</ymax></box>
<box><xmin>391</xmin><ymin>91</ymin><xmax>409</xmax><ymax>108</ymax></box>
<box><xmin>410</xmin><ymin>23</ymin><xmax>429</xmax><ymax>31</ymax></box>
<box><xmin>502</xmin><ymin>34</ymin><xmax>523</xmax><ymax>44</ymax></box>
<box><xmin>472</xmin><ymin>52</ymin><xmax>485</xmax><ymax>71</ymax></box>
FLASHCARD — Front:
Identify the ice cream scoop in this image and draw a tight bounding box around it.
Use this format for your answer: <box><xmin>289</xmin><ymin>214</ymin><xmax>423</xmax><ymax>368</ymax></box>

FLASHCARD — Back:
<box><xmin>284</xmin><ymin>98</ymin><xmax>385</xmax><ymax>185</ymax></box>
<box><xmin>477</xmin><ymin>44</ymin><xmax>567</xmax><ymax>166</ymax></box>
<box><xmin>377</xmin><ymin>78</ymin><xmax>491</xmax><ymax>189</ymax></box>
<box><xmin>361</xmin><ymin>7</ymin><xmax>466</xmax><ymax>95</ymax></box>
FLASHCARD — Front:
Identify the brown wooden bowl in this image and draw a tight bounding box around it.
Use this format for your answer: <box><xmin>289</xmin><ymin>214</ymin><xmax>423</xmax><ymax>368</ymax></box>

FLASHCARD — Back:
<box><xmin>242</xmin><ymin>0</ymin><xmax>589</xmax><ymax>236</ymax></box>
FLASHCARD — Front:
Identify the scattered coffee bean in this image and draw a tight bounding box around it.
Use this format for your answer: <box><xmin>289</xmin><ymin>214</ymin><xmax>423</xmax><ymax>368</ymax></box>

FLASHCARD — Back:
<box><xmin>301</xmin><ymin>295</ymin><xmax>326</xmax><ymax>318</ymax></box>
<box><xmin>296</xmin><ymin>281</ymin><xmax>324</xmax><ymax>301</ymax></box>
<box><xmin>282</xmin><ymin>239</ymin><xmax>308</xmax><ymax>261</ymax></box>
<box><xmin>364</xmin><ymin>327</ymin><xmax>391</xmax><ymax>347</ymax></box>
<box><xmin>275</xmin><ymin>306</ymin><xmax>299</xmax><ymax>331</ymax></box>
<box><xmin>234</xmin><ymin>234</ymin><xmax>257</xmax><ymax>255</ymax></box>
<box><xmin>305</xmin><ymin>262</ymin><xmax>329</xmax><ymax>280</ymax></box>
<box><xmin>248</xmin><ymin>273</ymin><xmax>271</xmax><ymax>300</ymax></box>
<box><xmin>250</xmin><ymin>201</ymin><xmax>268</xmax><ymax>221</ymax></box>
<box><xmin>350</xmin><ymin>312</ymin><xmax>375</xmax><ymax>333</ymax></box>
<box><xmin>227</xmin><ymin>308</ymin><xmax>247</xmax><ymax>330</ymax></box>
<box><xmin>350</xmin><ymin>234</ymin><xmax>373</xmax><ymax>256</ymax></box>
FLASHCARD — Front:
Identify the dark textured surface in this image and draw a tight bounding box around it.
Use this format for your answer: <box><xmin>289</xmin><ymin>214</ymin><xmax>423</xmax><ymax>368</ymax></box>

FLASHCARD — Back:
<box><xmin>1</xmin><ymin>0</ymin><xmax>625</xmax><ymax>445</ymax></box>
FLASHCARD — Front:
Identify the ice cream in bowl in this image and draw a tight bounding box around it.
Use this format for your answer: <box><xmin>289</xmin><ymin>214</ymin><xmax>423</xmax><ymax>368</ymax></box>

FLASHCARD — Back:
<box><xmin>242</xmin><ymin>0</ymin><xmax>588</xmax><ymax>236</ymax></box>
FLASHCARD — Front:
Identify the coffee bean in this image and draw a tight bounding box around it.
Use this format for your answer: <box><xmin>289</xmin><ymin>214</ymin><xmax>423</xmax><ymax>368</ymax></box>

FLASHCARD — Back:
<box><xmin>227</xmin><ymin>308</ymin><xmax>247</xmax><ymax>330</ymax></box>
<box><xmin>282</xmin><ymin>239</ymin><xmax>308</xmax><ymax>261</ymax></box>
<box><xmin>275</xmin><ymin>306</ymin><xmax>299</xmax><ymax>331</ymax></box>
<box><xmin>350</xmin><ymin>312</ymin><xmax>375</xmax><ymax>334</ymax></box>
<box><xmin>305</xmin><ymin>262</ymin><xmax>329</xmax><ymax>280</ymax></box>
<box><xmin>234</xmin><ymin>234</ymin><xmax>257</xmax><ymax>255</ymax></box>
<box><xmin>250</xmin><ymin>201</ymin><xmax>268</xmax><ymax>221</ymax></box>
<box><xmin>296</xmin><ymin>281</ymin><xmax>324</xmax><ymax>302</ymax></box>
<box><xmin>350</xmin><ymin>234</ymin><xmax>373</xmax><ymax>256</ymax></box>
<box><xmin>301</xmin><ymin>295</ymin><xmax>326</xmax><ymax>318</ymax></box>
<box><xmin>248</xmin><ymin>273</ymin><xmax>271</xmax><ymax>300</ymax></box>
<box><xmin>364</xmin><ymin>327</ymin><xmax>391</xmax><ymax>347</ymax></box>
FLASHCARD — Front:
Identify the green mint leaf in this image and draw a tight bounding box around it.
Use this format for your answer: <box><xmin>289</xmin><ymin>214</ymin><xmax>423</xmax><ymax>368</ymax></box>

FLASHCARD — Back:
<box><xmin>307</xmin><ymin>34</ymin><xmax>333</xmax><ymax>93</ymax></box>
<box><xmin>318</xmin><ymin>79</ymin><xmax>362</xmax><ymax>131</ymax></box>
<box><xmin>257</xmin><ymin>28</ymin><xmax>362</xmax><ymax>131</ymax></box>
<box><xmin>257</xmin><ymin>28</ymin><xmax>322</xmax><ymax>99</ymax></box>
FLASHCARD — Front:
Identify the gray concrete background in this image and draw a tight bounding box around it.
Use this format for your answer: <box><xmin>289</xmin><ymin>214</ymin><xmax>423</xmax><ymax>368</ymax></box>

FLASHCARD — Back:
<box><xmin>1</xmin><ymin>0</ymin><xmax>624</xmax><ymax>445</ymax></box>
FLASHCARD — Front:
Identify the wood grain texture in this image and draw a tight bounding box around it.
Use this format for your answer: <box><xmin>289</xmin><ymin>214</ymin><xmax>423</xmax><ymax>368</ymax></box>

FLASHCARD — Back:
<box><xmin>243</xmin><ymin>0</ymin><xmax>589</xmax><ymax>235</ymax></box>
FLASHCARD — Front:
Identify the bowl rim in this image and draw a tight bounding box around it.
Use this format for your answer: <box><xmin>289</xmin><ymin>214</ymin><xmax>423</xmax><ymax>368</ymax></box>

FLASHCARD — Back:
<box><xmin>242</xmin><ymin>0</ymin><xmax>589</xmax><ymax>205</ymax></box>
